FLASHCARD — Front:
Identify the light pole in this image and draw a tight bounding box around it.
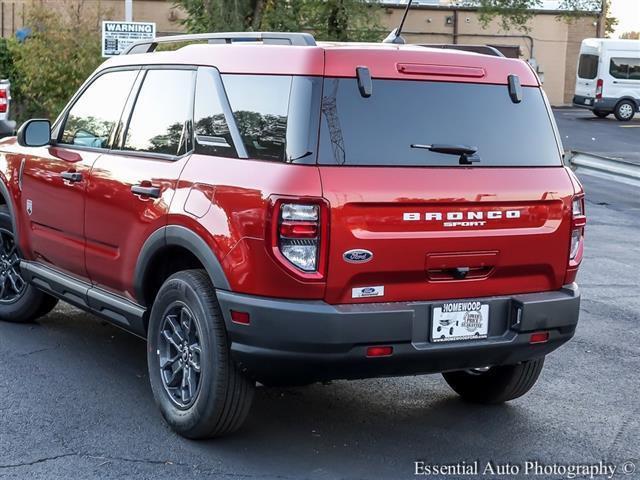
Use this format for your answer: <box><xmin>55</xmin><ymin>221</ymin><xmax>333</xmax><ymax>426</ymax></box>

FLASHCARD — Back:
<box><xmin>125</xmin><ymin>0</ymin><xmax>133</xmax><ymax>22</ymax></box>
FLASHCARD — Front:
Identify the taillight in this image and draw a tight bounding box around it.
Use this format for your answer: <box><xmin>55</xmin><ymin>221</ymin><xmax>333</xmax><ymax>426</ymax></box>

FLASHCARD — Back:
<box><xmin>271</xmin><ymin>200</ymin><xmax>328</xmax><ymax>278</ymax></box>
<box><xmin>595</xmin><ymin>79</ymin><xmax>603</xmax><ymax>100</ymax></box>
<box><xmin>0</xmin><ymin>89</ymin><xmax>7</xmax><ymax>113</ymax></box>
<box><xmin>569</xmin><ymin>196</ymin><xmax>586</xmax><ymax>263</ymax></box>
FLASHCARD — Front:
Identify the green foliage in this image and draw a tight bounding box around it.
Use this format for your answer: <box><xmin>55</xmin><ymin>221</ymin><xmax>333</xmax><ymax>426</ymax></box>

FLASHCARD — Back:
<box><xmin>173</xmin><ymin>0</ymin><xmax>383</xmax><ymax>42</ymax></box>
<box><xmin>7</xmin><ymin>1</ymin><xmax>106</xmax><ymax>122</ymax></box>
<box><xmin>460</xmin><ymin>0</ymin><xmax>604</xmax><ymax>32</ymax></box>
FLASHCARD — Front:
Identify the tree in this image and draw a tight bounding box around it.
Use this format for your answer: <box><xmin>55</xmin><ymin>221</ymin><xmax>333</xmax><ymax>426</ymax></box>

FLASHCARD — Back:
<box><xmin>620</xmin><ymin>31</ymin><xmax>640</xmax><ymax>40</ymax></box>
<box><xmin>460</xmin><ymin>0</ymin><xmax>609</xmax><ymax>32</ymax></box>
<box><xmin>173</xmin><ymin>0</ymin><xmax>383</xmax><ymax>42</ymax></box>
<box><xmin>8</xmin><ymin>1</ymin><xmax>107</xmax><ymax>121</ymax></box>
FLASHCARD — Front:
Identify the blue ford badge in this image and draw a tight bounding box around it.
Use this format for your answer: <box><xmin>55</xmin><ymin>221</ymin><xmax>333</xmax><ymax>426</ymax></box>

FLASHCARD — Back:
<box><xmin>343</xmin><ymin>249</ymin><xmax>373</xmax><ymax>264</ymax></box>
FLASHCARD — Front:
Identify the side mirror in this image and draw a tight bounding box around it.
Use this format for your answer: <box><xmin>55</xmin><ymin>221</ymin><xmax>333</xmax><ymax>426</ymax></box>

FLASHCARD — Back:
<box><xmin>17</xmin><ymin>119</ymin><xmax>51</xmax><ymax>147</ymax></box>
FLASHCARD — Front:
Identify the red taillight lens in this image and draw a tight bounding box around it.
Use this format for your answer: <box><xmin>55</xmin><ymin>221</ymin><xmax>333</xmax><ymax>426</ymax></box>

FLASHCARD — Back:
<box><xmin>0</xmin><ymin>89</ymin><xmax>7</xmax><ymax>113</ymax></box>
<box><xmin>570</xmin><ymin>196</ymin><xmax>586</xmax><ymax>262</ymax></box>
<box><xmin>595</xmin><ymin>79</ymin><xmax>603</xmax><ymax>100</ymax></box>
<box><xmin>366</xmin><ymin>346</ymin><xmax>393</xmax><ymax>357</ymax></box>
<box><xmin>279</xmin><ymin>221</ymin><xmax>318</xmax><ymax>238</ymax></box>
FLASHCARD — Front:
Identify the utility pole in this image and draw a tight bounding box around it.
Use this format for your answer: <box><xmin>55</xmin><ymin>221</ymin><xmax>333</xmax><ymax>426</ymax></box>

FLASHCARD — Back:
<box><xmin>125</xmin><ymin>0</ymin><xmax>133</xmax><ymax>22</ymax></box>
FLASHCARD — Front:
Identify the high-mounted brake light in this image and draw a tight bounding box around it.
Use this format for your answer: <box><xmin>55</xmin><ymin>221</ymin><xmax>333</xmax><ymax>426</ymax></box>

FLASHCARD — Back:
<box><xmin>595</xmin><ymin>79</ymin><xmax>603</xmax><ymax>100</ymax></box>
<box><xmin>0</xmin><ymin>89</ymin><xmax>7</xmax><ymax>114</ymax></box>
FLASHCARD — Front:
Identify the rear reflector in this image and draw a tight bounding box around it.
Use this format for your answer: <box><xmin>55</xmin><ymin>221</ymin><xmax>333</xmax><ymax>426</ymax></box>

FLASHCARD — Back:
<box><xmin>529</xmin><ymin>332</ymin><xmax>549</xmax><ymax>344</ymax></box>
<box><xmin>366</xmin><ymin>346</ymin><xmax>393</xmax><ymax>357</ymax></box>
<box><xmin>230</xmin><ymin>310</ymin><xmax>250</xmax><ymax>325</ymax></box>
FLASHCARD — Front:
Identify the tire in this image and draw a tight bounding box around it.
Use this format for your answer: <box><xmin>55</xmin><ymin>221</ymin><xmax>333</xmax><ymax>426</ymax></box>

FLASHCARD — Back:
<box><xmin>147</xmin><ymin>269</ymin><xmax>255</xmax><ymax>439</ymax></box>
<box><xmin>592</xmin><ymin>110</ymin><xmax>609</xmax><ymax>118</ymax></box>
<box><xmin>442</xmin><ymin>357</ymin><xmax>545</xmax><ymax>404</ymax></box>
<box><xmin>0</xmin><ymin>206</ymin><xmax>58</xmax><ymax>323</ymax></box>
<box><xmin>614</xmin><ymin>100</ymin><xmax>636</xmax><ymax>122</ymax></box>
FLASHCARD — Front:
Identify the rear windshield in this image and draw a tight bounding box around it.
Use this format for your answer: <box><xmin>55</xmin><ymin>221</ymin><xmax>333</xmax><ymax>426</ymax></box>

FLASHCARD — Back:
<box><xmin>317</xmin><ymin>79</ymin><xmax>561</xmax><ymax>167</ymax></box>
<box><xmin>578</xmin><ymin>54</ymin><xmax>599</xmax><ymax>79</ymax></box>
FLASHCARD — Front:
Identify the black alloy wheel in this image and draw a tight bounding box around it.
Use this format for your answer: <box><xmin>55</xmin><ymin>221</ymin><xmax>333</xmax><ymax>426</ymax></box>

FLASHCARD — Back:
<box><xmin>0</xmin><ymin>227</ymin><xmax>27</xmax><ymax>304</ymax></box>
<box><xmin>158</xmin><ymin>302</ymin><xmax>203</xmax><ymax>409</ymax></box>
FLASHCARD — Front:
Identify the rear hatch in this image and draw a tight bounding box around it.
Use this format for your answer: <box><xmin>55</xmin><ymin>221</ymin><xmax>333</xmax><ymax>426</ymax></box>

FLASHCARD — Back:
<box><xmin>317</xmin><ymin>71</ymin><xmax>574</xmax><ymax>304</ymax></box>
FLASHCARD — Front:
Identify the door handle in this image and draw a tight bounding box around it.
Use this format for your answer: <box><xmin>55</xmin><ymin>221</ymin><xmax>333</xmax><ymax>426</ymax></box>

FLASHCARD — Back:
<box><xmin>131</xmin><ymin>184</ymin><xmax>161</xmax><ymax>199</ymax></box>
<box><xmin>61</xmin><ymin>171</ymin><xmax>83</xmax><ymax>183</ymax></box>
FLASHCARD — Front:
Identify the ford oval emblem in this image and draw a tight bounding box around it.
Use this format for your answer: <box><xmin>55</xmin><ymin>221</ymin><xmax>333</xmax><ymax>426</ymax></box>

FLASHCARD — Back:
<box><xmin>343</xmin><ymin>249</ymin><xmax>373</xmax><ymax>264</ymax></box>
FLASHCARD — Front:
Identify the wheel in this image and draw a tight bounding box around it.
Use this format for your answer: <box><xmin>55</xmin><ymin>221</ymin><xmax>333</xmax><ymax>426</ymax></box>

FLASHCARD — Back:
<box><xmin>614</xmin><ymin>100</ymin><xmax>636</xmax><ymax>122</ymax></box>
<box><xmin>442</xmin><ymin>357</ymin><xmax>545</xmax><ymax>404</ymax></box>
<box><xmin>592</xmin><ymin>110</ymin><xmax>609</xmax><ymax>118</ymax></box>
<box><xmin>147</xmin><ymin>269</ymin><xmax>255</xmax><ymax>439</ymax></box>
<box><xmin>0</xmin><ymin>206</ymin><xmax>58</xmax><ymax>323</ymax></box>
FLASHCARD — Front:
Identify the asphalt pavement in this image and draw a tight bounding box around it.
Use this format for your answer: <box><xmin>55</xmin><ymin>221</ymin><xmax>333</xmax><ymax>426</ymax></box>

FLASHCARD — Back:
<box><xmin>1</xmin><ymin>170</ymin><xmax>638</xmax><ymax>480</ymax></box>
<box><xmin>554</xmin><ymin>108</ymin><xmax>640</xmax><ymax>163</ymax></box>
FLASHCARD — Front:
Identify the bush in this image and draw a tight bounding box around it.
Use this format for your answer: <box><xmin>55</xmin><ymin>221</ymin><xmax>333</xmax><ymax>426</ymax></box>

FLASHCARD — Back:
<box><xmin>7</xmin><ymin>1</ymin><xmax>107</xmax><ymax>122</ymax></box>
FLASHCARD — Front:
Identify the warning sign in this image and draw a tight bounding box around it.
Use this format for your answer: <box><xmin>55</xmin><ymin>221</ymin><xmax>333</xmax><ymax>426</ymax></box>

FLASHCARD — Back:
<box><xmin>102</xmin><ymin>21</ymin><xmax>156</xmax><ymax>57</ymax></box>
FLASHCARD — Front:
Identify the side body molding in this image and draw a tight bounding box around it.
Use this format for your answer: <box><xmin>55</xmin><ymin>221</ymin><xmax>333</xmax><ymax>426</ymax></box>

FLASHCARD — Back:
<box><xmin>134</xmin><ymin>225</ymin><xmax>231</xmax><ymax>305</ymax></box>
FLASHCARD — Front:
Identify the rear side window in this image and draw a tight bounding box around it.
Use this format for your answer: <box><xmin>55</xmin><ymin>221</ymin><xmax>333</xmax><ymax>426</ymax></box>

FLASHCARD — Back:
<box><xmin>124</xmin><ymin>69</ymin><xmax>195</xmax><ymax>156</ymax></box>
<box><xmin>578</xmin><ymin>54</ymin><xmax>599</xmax><ymax>80</ymax></box>
<box><xmin>194</xmin><ymin>68</ymin><xmax>237</xmax><ymax>158</ymax></box>
<box><xmin>60</xmin><ymin>69</ymin><xmax>138</xmax><ymax>149</ymax></box>
<box><xmin>610</xmin><ymin>57</ymin><xmax>640</xmax><ymax>80</ymax></box>
<box><xmin>222</xmin><ymin>74</ymin><xmax>291</xmax><ymax>162</ymax></box>
<box><xmin>318</xmin><ymin>79</ymin><xmax>561</xmax><ymax>167</ymax></box>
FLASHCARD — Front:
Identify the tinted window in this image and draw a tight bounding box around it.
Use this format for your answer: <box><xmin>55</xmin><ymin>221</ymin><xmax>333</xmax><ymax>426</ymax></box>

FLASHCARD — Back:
<box><xmin>60</xmin><ymin>70</ymin><xmax>138</xmax><ymax>148</ymax></box>
<box><xmin>578</xmin><ymin>54</ymin><xmax>599</xmax><ymax>79</ymax></box>
<box><xmin>124</xmin><ymin>69</ymin><xmax>195</xmax><ymax>156</ymax></box>
<box><xmin>194</xmin><ymin>68</ymin><xmax>237</xmax><ymax>158</ymax></box>
<box><xmin>610</xmin><ymin>57</ymin><xmax>640</xmax><ymax>80</ymax></box>
<box><xmin>318</xmin><ymin>79</ymin><xmax>560</xmax><ymax>167</ymax></box>
<box><xmin>222</xmin><ymin>74</ymin><xmax>291</xmax><ymax>162</ymax></box>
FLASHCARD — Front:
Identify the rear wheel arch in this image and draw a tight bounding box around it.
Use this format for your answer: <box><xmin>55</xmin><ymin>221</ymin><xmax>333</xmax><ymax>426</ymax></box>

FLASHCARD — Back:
<box><xmin>134</xmin><ymin>226</ymin><xmax>231</xmax><ymax>309</ymax></box>
<box><xmin>0</xmin><ymin>180</ymin><xmax>17</xmax><ymax>242</ymax></box>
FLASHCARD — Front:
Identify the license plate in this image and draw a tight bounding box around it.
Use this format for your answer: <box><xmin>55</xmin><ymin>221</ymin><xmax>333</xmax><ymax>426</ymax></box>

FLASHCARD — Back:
<box><xmin>431</xmin><ymin>302</ymin><xmax>489</xmax><ymax>343</ymax></box>
<box><xmin>584</xmin><ymin>98</ymin><xmax>592</xmax><ymax>105</ymax></box>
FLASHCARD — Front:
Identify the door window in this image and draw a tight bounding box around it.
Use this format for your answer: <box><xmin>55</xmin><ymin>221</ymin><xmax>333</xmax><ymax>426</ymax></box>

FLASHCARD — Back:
<box><xmin>124</xmin><ymin>69</ymin><xmax>195</xmax><ymax>156</ymax></box>
<box><xmin>578</xmin><ymin>54</ymin><xmax>599</xmax><ymax>80</ymax></box>
<box><xmin>60</xmin><ymin>69</ymin><xmax>138</xmax><ymax>149</ymax></box>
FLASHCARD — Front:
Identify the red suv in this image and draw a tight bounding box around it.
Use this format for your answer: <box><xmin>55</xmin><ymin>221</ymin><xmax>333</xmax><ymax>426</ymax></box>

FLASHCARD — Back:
<box><xmin>0</xmin><ymin>32</ymin><xmax>585</xmax><ymax>439</ymax></box>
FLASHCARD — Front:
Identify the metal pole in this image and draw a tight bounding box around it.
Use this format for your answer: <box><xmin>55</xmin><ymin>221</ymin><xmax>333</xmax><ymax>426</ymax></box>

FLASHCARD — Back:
<box><xmin>125</xmin><ymin>0</ymin><xmax>132</xmax><ymax>22</ymax></box>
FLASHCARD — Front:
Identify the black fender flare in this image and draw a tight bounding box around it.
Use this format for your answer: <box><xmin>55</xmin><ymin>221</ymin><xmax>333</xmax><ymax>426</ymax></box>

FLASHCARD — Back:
<box><xmin>134</xmin><ymin>225</ymin><xmax>231</xmax><ymax>305</ymax></box>
<box><xmin>0</xmin><ymin>180</ymin><xmax>18</xmax><ymax>243</ymax></box>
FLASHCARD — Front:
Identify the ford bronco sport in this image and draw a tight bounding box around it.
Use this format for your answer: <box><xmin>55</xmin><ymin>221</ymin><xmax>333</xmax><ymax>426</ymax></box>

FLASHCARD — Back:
<box><xmin>0</xmin><ymin>31</ymin><xmax>585</xmax><ymax>439</ymax></box>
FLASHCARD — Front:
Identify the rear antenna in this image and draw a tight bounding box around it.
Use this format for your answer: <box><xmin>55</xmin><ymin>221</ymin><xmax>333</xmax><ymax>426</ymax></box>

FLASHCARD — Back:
<box><xmin>383</xmin><ymin>0</ymin><xmax>414</xmax><ymax>44</ymax></box>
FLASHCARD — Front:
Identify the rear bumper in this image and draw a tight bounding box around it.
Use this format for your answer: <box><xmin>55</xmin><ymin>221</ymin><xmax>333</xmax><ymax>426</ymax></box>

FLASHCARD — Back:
<box><xmin>217</xmin><ymin>284</ymin><xmax>580</xmax><ymax>384</ymax></box>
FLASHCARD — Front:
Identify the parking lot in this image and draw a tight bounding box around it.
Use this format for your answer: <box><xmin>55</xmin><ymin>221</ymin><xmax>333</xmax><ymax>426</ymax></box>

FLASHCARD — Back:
<box><xmin>1</xmin><ymin>138</ymin><xmax>639</xmax><ymax>478</ymax></box>
<box><xmin>554</xmin><ymin>108</ymin><xmax>640</xmax><ymax>163</ymax></box>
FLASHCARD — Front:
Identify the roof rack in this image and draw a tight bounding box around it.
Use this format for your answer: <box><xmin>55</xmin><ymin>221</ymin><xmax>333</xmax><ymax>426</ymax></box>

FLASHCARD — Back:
<box><xmin>123</xmin><ymin>32</ymin><xmax>317</xmax><ymax>55</ymax></box>
<box><xmin>420</xmin><ymin>44</ymin><xmax>505</xmax><ymax>58</ymax></box>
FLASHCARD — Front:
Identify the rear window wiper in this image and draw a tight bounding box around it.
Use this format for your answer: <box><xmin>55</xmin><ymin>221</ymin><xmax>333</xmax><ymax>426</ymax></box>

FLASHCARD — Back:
<box><xmin>411</xmin><ymin>143</ymin><xmax>480</xmax><ymax>165</ymax></box>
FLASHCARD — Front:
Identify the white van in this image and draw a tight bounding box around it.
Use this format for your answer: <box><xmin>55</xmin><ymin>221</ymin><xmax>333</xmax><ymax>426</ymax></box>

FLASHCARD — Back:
<box><xmin>573</xmin><ymin>38</ymin><xmax>640</xmax><ymax>121</ymax></box>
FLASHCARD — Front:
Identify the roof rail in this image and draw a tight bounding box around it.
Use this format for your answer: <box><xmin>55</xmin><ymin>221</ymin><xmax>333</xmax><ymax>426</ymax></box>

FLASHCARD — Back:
<box><xmin>123</xmin><ymin>32</ymin><xmax>317</xmax><ymax>55</ymax></box>
<box><xmin>420</xmin><ymin>44</ymin><xmax>505</xmax><ymax>58</ymax></box>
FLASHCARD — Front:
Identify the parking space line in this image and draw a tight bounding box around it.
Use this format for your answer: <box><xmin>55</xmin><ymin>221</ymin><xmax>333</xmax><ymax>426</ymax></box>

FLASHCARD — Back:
<box><xmin>619</xmin><ymin>125</ymin><xmax>640</xmax><ymax>128</ymax></box>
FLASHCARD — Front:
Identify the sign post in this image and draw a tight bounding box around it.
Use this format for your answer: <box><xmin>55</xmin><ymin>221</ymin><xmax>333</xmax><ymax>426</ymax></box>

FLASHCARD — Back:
<box><xmin>101</xmin><ymin>21</ymin><xmax>156</xmax><ymax>57</ymax></box>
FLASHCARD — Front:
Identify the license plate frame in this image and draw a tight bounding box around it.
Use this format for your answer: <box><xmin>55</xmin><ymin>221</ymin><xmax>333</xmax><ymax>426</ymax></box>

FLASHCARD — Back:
<box><xmin>431</xmin><ymin>302</ymin><xmax>490</xmax><ymax>343</ymax></box>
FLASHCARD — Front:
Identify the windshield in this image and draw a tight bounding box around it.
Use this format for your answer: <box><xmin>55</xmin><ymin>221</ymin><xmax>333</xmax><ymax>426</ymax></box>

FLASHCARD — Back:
<box><xmin>317</xmin><ymin>78</ymin><xmax>561</xmax><ymax>167</ymax></box>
